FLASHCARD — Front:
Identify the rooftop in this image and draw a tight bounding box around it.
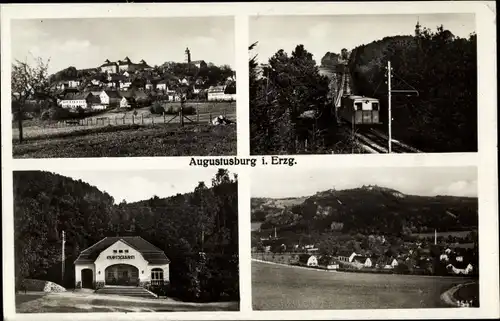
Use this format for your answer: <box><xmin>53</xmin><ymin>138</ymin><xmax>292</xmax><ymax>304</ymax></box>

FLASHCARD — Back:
<box><xmin>74</xmin><ymin>236</ymin><xmax>170</xmax><ymax>265</ymax></box>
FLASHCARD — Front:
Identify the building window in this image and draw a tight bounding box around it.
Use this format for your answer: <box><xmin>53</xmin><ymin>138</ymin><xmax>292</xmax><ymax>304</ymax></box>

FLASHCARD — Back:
<box><xmin>355</xmin><ymin>102</ymin><xmax>363</xmax><ymax>111</ymax></box>
<box><xmin>119</xmin><ymin>250</ymin><xmax>123</xmax><ymax>253</ymax></box>
<box><xmin>151</xmin><ymin>268</ymin><xmax>164</xmax><ymax>281</ymax></box>
<box><xmin>113</xmin><ymin>250</ymin><xmax>117</xmax><ymax>253</ymax></box>
<box><xmin>125</xmin><ymin>250</ymin><xmax>129</xmax><ymax>253</ymax></box>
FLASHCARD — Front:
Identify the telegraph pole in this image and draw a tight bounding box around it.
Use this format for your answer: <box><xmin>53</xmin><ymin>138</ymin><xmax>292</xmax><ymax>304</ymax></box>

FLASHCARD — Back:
<box><xmin>61</xmin><ymin>230</ymin><xmax>66</xmax><ymax>285</ymax></box>
<box><xmin>387</xmin><ymin>60</ymin><xmax>393</xmax><ymax>153</ymax></box>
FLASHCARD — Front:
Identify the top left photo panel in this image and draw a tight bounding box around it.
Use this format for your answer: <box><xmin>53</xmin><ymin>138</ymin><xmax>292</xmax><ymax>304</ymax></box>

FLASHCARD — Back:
<box><xmin>9</xmin><ymin>17</ymin><xmax>237</xmax><ymax>158</ymax></box>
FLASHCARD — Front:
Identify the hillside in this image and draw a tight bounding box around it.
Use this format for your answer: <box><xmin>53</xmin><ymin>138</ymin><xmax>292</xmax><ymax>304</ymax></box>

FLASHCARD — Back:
<box><xmin>349</xmin><ymin>26</ymin><xmax>477</xmax><ymax>152</ymax></box>
<box><xmin>252</xmin><ymin>185</ymin><xmax>478</xmax><ymax>236</ymax></box>
<box><xmin>14</xmin><ymin>170</ymin><xmax>238</xmax><ymax>302</ymax></box>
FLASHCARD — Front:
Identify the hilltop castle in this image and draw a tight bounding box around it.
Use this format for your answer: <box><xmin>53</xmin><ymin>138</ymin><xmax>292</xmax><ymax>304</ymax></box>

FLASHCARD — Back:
<box><xmin>100</xmin><ymin>57</ymin><xmax>153</xmax><ymax>74</ymax></box>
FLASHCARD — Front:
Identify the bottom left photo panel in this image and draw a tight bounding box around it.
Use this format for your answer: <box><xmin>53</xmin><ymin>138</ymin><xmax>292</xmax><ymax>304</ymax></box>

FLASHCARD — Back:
<box><xmin>11</xmin><ymin>168</ymin><xmax>239</xmax><ymax>313</ymax></box>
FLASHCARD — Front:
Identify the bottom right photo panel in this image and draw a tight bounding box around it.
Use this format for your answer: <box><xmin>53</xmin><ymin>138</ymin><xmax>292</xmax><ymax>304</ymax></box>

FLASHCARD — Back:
<box><xmin>251</xmin><ymin>166</ymin><xmax>478</xmax><ymax>310</ymax></box>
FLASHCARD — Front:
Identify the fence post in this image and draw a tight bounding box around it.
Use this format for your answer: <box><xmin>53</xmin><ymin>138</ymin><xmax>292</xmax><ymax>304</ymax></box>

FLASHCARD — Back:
<box><xmin>132</xmin><ymin>115</ymin><xmax>135</xmax><ymax>124</ymax></box>
<box><xmin>209</xmin><ymin>112</ymin><xmax>212</xmax><ymax>124</ymax></box>
<box><xmin>152</xmin><ymin>116</ymin><xmax>154</xmax><ymax>126</ymax></box>
<box><xmin>123</xmin><ymin>116</ymin><xmax>125</xmax><ymax>125</ymax></box>
<box><xmin>141</xmin><ymin>114</ymin><xmax>144</xmax><ymax>125</ymax></box>
<box><xmin>197</xmin><ymin>105</ymin><xmax>199</xmax><ymax>123</ymax></box>
<box><xmin>115</xmin><ymin>116</ymin><xmax>117</xmax><ymax>125</ymax></box>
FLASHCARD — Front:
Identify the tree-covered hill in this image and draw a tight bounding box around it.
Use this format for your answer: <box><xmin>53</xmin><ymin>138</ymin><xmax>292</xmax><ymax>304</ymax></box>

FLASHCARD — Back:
<box><xmin>254</xmin><ymin>185</ymin><xmax>478</xmax><ymax>237</ymax></box>
<box><xmin>349</xmin><ymin>26</ymin><xmax>477</xmax><ymax>152</ymax></box>
<box><xmin>14</xmin><ymin>169</ymin><xmax>238</xmax><ymax>302</ymax></box>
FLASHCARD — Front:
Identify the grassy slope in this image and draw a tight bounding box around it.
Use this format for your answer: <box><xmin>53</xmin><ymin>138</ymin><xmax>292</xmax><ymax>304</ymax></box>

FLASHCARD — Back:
<box><xmin>252</xmin><ymin>261</ymin><xmax>471</xmax><ymax>310</ymax></box>
<box><xmin>13</xmin><ymin>124</ymin><xmax>236</xmax><ymax>158</ymax></box>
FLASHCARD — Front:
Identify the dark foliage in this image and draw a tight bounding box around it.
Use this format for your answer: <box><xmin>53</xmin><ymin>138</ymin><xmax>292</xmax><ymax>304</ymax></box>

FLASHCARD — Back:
<box><xmin>249</xmin><ymin>43</ymin><xmax>335</xmax><ymax>155</ymax></box>
<box><xmin>14</xmin><ymin>169</ymin><xmax>239</xmax><ymax>302</ymax></box>
<box><xmin>350</xmin><ymin>25</ymin><xmax>477</xmax><ymax>152</ymax></box>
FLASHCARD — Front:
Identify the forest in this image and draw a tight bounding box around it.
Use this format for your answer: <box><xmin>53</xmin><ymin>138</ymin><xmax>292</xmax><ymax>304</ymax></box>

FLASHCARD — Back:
<box><xmin>253</xmin><ymin>185</ymin><xmax>478</xmax><ymax>236</ymax></box>
<box><xmin>13</xmin><ymin>169</ymin><xmax>238</xmax><ymax>303</ymax></box>
<box><xmin>249</xmin><ymin>43</ymin><xmax>341</xmax><ymax>155</ymax></box>
<box><xmin>249</xmin><ymin>22</ymin><xmax>477</xmax><ymax>154</ymax></box>
<box><xmin>350</xmin><ymin>25</ymin><xmax>477</xmax><ymax>152</ymax></box>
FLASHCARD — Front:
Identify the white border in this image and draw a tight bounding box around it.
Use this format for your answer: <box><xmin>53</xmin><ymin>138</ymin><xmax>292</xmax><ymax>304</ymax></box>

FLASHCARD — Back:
<box><xmin>1</xmin><ymin>1</ymin><xmax>498</xmax><ymax>320</ymax></box>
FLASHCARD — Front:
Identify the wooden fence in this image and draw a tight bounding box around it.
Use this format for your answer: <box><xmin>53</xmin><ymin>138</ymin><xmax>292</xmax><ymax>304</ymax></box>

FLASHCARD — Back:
<box><xmin>55</xmin><ymin>109</ymin><xmax>234</xmax><ymax>129</ymax></box>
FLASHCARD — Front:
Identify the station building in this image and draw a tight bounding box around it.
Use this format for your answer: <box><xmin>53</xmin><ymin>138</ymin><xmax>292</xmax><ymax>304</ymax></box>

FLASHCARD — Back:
<box><xmin>74</xmin><ymin>236</ymin><xmax>170</xmax><ymax>289</ymax></box>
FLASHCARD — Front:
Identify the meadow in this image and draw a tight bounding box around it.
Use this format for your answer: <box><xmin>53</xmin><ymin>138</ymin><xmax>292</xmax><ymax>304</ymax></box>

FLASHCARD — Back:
<box><xmin>13</xmin><ymin>123</ymin><xmax>236</xmax><ymax>158</ymax></box>
<box><xmin>252</xmin><ymin>261</ymin><xmax>473</xmax><ymax>310</ymax></box>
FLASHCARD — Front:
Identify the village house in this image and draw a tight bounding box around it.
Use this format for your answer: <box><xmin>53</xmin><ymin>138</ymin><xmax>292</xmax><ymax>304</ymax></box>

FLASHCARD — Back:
<box><xmin>145</xmin><ymin>81</ymin><xmax>154</xmax><ymax>91</ymax></box>
<box><xmin>191</xmin><ymin>60</ymin><xmax>207</xmax><ymax>69</ymax></box>
<box><xmin>74</xmin><ymin>236</ymin><xmax>170</xmax><ymax>289</ymax></box>
<box><xmin>156</xmin><ymin>80</ymin><xmax>168</xmax><ymax>91</ymax></box>
<box><xmin>120</xmin><ymin>81</ymin><xmax>133</xmax><ymax>91</ymax></box>
<box><xmin>299</xmin><ymin>255</ymin><xmax>318</xmax><ymax>267</ymax></box>
<box><xmin>100</xmin><ymin>90</ymin><xmax>122</xmax><ymax>107</ymax></box>
<box><xmin>120</xmin><ymin>96</ymin><xmax>135</xmax><ymax>108</ymax></box>
<box><xmin>207</xmin><ymin>85</ymin><xmax>236</xmax><ymax>101</ymax></box>
<box><xmin>352</xmin><ymin>255</ymin><xmax>373</xmax><ymax>268</ymax></box>
<box><xmin>55</xmin><ymin>80</ymin><xmax>80</xmax><ymax>90</ymax></box>
<box><xmin>60</xmin><ymin>92</ymin><xmax>99</xmax><ymax>110</ymax></box>
<box><xmin>337</xmin><ymin>251</ymin><xmax>358</xmax><ymax>263</ymax></box>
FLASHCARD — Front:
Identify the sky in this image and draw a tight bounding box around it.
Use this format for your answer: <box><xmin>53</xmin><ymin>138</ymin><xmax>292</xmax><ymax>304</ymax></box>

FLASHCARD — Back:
<box><xmin>250</xmin><ymin>13</ymin><xmax>475</xmax><ymax>65</ymax></box>
<box><xmin>54</xmin><ymin>168</ymin><xmax>227</xmax><ymax>204</ymax></box>
<box><xmin>252</xmin><ymin>166</ymin><xmax>478</xmax><ymax>198</ymax></box>
<box><xmin>11</xmin><ymin>17</ymin><xmax>235</xmax><ymax>75</ymax></box>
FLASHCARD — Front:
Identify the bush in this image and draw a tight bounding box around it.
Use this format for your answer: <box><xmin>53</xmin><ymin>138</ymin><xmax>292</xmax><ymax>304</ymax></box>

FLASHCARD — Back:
<box><xmin>149</xmin><ymin>103</ymin><xmax>165</xmax><ymax>115</ymax></box>
<box><xmin>40</xmin><ymin>107</ymin><xmax>74</xmax><ymax>121</ymax></box>
<box><xmin>164</xmin><ymin>105</ymin><xmax>196</xmax><ymax>115</ymax></box>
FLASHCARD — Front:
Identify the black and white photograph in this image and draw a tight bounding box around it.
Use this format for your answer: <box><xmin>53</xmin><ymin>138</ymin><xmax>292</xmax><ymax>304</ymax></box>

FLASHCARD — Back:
<box><xmin>251</xmin><ymin>167</ymin><xmax>479</xmax><ymax>310</ymax></box>
<box><xmin>249</xmin><ymin>14</ymin><xmax>477</xmax><ymax>154</ymax></box>
<box><xmin>10</xmin><ymin>17</ymin><xmax>236</xmax><ymax>158</ymax></box>
<box><xmin>13</xmin><ymin>168</ymin><xmax>239</xmax><ymax>312</ymax></box>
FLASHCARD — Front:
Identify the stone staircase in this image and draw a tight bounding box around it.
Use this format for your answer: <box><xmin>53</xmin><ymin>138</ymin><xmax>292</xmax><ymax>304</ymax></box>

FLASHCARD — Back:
<box><xmin>95</xmin><ymin>286</ymin><xmax>157</xmax><ymax>299</ymax></box>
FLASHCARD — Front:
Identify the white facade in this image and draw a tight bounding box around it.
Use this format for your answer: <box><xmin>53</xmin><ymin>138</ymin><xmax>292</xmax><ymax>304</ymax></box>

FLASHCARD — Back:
<box><xmin>208</xmin><ymin>92</ymin><xmax>236</xmax><ymax>101</ymax></box>
<box><xmin>60</xmin><ymin>99</ymin><xmax>88</xmax><ymax>109</ymax></box>
<box><xmin>157</xmin><ymin>83</ymin><xmax>167</xmax><ymax>91</ymax></box>
<box><xmin>120</xmin><ymin>97</ymin><xmax>132</xmax><ymax>108</ymax></box>
<box><xmin>99</xmin><ymin>91</ymin><xmax>109</xmax><ymax>105</ymax></box>
<box><xmin>307</xmin><ymin>256</ymin><xmax>318</xmax><ymax>267</ymax></box>
<box><xmin>75</xmin><ymin>239</ymin><xmax>170</xmax><ymax>288</ymax></box>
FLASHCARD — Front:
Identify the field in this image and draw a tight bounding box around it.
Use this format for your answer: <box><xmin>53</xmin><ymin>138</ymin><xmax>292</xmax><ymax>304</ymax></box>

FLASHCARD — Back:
<box><xmin>13</xmin><ymin>123</ymin><xmax>236</xmax><ymax>158</ymax></box>
<box><xmin>16</xmin><ymin>291</ymin><xmax>238</xmax><ymax>313</ymax></box>
<box><xmin>13</xmin><ymin>102</ymin><xmax>236</xmax><ymax>140</ymax></box>
<box><xmin>252</xmin><ymin>260</ymin><xmax>473</xmax><ymax>310</ymax></box>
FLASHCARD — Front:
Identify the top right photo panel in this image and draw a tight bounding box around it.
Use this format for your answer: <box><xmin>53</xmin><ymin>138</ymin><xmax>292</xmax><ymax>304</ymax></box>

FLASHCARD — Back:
<box><xmin>249</xmin><ymin>14</ymin><xmax>477</xmax><ymax>155</ymax></box>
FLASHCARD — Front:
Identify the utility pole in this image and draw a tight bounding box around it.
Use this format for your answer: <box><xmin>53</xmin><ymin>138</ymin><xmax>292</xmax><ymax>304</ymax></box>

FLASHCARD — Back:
<box><xmin>387</xmin><ymin>60</ymin><xmax>393</xmax><ymax>153</ymax></box>
<box><xmin>61</xmin><ymin>230</ymin><xmax>66</xmax><ymax>285</ymax></box>
<box><xmin>386</xmin><ymin>60</ymin><xmax>419</xmax><ymax>153</ymax></box>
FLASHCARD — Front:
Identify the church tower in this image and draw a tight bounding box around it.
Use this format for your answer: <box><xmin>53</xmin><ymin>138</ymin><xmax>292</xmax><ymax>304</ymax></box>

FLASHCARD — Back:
<box><xmin>415</xmin><ymin>17</ymin><xmax>421</xmax><ymax>37</ymax></box>
<box><xmin>185</xmin><ymin>47</ymin><xmax>191</xmax><ymax>64</ymax></box>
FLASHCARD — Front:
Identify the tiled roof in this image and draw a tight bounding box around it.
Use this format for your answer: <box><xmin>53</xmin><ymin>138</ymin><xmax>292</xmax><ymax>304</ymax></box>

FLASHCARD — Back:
<box><xmin>104</xmin><ymin>90</ymin><xmax>121</xmax><ymax>99</ymax></box>
<box><xmin>208</xmin><ymin>85</ymin><xmax>226</xmax><ymax>93</ymax></box>
<box><xmin>62</xmin><ymin>92</ymin><xmax>90</xmax><ymax>100</ymax></box>
<box><xmin>74</xmin><ymin>236</ymin><xmax>170</xmax><ymax>265</ymax></box>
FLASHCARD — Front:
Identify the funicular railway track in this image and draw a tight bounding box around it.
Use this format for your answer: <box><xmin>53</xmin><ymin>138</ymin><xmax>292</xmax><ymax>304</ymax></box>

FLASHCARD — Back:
<box><xmin>354</xmin><ymin>128</ymin><xmax>422</xmax><ymax>154</ymax></box>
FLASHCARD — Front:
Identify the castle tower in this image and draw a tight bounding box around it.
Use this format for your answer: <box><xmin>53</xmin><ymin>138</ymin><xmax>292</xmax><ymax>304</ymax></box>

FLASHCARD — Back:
<box><xmin>185</xmin><ymin>47</ymin><xmax>191</xmax><ymax>64</ymax></box>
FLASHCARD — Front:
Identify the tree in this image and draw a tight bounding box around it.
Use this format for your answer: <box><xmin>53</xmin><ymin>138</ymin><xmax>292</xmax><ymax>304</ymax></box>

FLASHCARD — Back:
<box><xmin>12</xmin><ymin>57</ymin><xmax>53</xmax><ymax>142</ymax></box>
<box><xmin>249</xmin><ymin>43</ymin><xmax>331</xmax><ymax>154</ymax></box>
